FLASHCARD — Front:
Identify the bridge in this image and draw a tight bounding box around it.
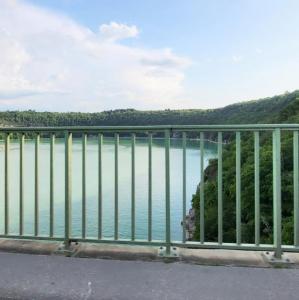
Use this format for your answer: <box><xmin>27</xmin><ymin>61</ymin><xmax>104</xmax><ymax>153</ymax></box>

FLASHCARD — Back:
<box><xmin>0</xmin><ymin>125</ymin><xmax>299</xmax><ymax>298</ymax></box>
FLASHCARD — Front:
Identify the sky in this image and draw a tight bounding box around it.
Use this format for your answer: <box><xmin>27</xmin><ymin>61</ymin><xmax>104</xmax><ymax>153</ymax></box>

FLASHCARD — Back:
<box><xmin>0</xmin><ymin>0</ymin><xmax>299</xmax><ymax>112</ymax></box>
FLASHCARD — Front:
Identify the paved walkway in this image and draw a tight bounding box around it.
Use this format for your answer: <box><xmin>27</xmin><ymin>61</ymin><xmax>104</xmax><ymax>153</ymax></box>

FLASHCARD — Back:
<box><xmin>0</xmin><ymin>252</ymin><xmax>298</xmax><ymax>299</ymax></box>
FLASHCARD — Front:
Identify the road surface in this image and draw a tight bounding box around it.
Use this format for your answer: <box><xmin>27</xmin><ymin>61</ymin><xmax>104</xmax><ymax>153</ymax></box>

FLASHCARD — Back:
<box><xmin>0</xmin><ymin>252</ymin><xmax>298</xmax><ymax>299</ymax></box>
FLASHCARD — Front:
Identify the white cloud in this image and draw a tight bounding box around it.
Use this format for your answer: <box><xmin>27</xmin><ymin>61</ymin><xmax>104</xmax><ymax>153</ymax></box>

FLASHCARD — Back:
<box><xmin>0</xmin><ymin>0</ymin><xmax>191</xmax><ymax>111</ymax></box>
<box><xmin>99</xmin><ymin>22</ymin><xmax>139</xmax><ymax>41</ymax></box>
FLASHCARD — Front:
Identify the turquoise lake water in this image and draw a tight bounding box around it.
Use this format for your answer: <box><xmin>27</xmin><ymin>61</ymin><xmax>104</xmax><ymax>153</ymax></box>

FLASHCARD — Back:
<box><xmin>0</xmin><ymin>137</ymin><xmax>217</xmax><ymax>242</ymax></box>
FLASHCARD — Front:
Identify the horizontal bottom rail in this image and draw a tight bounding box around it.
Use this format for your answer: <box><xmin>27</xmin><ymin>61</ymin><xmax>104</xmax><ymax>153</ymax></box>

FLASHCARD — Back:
<box><xmin>0</xmin><ymin>235</ymin><xmax>64</xmax><ymax>242</ymax></box>
<box><xmin>0</xmin><ymin>235</ymin><xmax>299</xmax><ymax>253</ymax></box>
<box><xmin>0</xmin><ymin>235</ymin><xmax>166</xmax><ymax>247</ymax></box>
<box><xmin>174</xmin><ymin>242</ymin><xmax>299</xmax><ymax>253</ymax></box>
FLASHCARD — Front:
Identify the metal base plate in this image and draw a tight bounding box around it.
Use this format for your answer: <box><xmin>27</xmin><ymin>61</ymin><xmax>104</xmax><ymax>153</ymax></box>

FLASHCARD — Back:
<box><xmin>158</xmin><ymin>246</ymin><xmax>179</xmax><ymax>258</ymax></box>
<box><xmin>54</xmin><ymin>242</ymin><xmax>79</xmax><ymax>257</ymax></box>
<box><xmin>262</xmin><ymin>251</ymin><xmax>292</xmax><ymax>265</ymax></box>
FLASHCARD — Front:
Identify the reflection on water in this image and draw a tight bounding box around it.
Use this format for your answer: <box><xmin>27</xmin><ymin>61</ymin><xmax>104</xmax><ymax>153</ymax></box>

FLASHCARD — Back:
<box><xmin>0</xmin><ymin>137</ymin><xmax>217</xmax><ymax>241</ymax></box>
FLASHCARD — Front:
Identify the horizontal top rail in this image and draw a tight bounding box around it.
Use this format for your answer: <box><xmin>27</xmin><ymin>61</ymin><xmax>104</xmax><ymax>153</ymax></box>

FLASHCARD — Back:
<box><xmin>1</xmin><ymin>124</ymin><xmax>299</xmax><ymax>132</ymax></box>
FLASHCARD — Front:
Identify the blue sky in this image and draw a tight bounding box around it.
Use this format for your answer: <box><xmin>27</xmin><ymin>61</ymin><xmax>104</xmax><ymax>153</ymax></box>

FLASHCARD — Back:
<box><xmin>0</xmin><ymin>0</ymin><xmax>299</xmax><ymax>111</ymax></box>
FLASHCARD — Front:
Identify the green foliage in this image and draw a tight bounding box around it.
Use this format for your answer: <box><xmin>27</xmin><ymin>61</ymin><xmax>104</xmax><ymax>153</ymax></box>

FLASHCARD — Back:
<box><xmin>192</xmin><ymin>91</ymin><xmax>299</xmax><ymax>245</ymax></box>
<box><xmin>0</xmin><ymin>91</ymin><xmax>297</xmax><ymax>127</ymax></box>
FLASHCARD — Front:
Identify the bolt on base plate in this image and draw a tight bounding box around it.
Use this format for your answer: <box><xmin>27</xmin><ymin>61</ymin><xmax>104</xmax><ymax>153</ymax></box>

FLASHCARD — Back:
<box><xmin>158</xmin><ymin>246</ymin><xmax>179</xmax><ymax>258</ymax></box>
<box><xmin>262</xmin><ymin>251</ymin><xmax>292</xmax><ymax>265</ymax></box>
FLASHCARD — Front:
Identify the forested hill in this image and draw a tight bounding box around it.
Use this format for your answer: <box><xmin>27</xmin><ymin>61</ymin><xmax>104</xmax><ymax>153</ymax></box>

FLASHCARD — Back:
<box><xmin>191</xmin><ymin>90</ymin><xmax>299</xmax><ymax>245</ymax></box>
<box><xmin>0</xmin><ymin>90</ymin><xmax>298</xmax><ymax>127</ymax></box>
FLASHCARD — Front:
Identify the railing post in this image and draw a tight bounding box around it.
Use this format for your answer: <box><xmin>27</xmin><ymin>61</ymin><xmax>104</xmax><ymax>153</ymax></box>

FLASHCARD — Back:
<box><xmin>165</xmin><ymin>129</ymin><xmax>171</xmax><ymax>255</ymax></box>
<box><xmin>254</xmin><ymin>131</ymin><xmax>260</xmax><ymax>246</ymax></box>
<box><xmin>82</xmin><ymin>133</ymin><xmax>87</xmax><ymax>239</ymax></box>
<box><xmin>273</xmin><ymin>128</ymin><xmax>282</xmax><ymax>258</ymax></box>
<box><xmin>64</xmin><ymin>131</ymin><xmax>72</xmax><ymax>247</ymax></box>
<box><xmin>200</xmin><ymin>132</ymin><xmax>205</xmax><ymax>244</ymax></box>
<box><xmin>182</xmin><ymin>132</ymin><xmax>187</xmax><ymax>243</ymax></box>
<box><xmin>131</xmin><ymin>133</ymin><xmax>136</xmax><ymax>241</ymax></box>
<box><xmin>50</xmin><ymin>133</ymin><xmax>55</xmax><ymax>238</ymax></box>
<box><xmin>19</xmin><ymin>133</ymin><xmax>24</xmax><ymax>236</ymax></box>
<box><xmin>148</xmin><ymin>133</ymin><xmax>152</xmax><ymax>242</ymax></box>
<box><xmin>236</xmin><ymin>131</ymin><xmax>241</xmax><ymax>245</ymax></box>
<box><xmin>217</xmin><ymin>132</ymin><xmax>223</xmax><ymax>244</ymax></box>
<box><xmin>114</xmin><ymin>133</ymin><xmax>119</xmax><ymax>240</ymax></box>
<box><xmin>294</xmin><ymin>131</ymin><xmax>299</xmax><ymax>247</ymax></box>
<box><xmin>4</xmin><ymin>133</ymin><xmax>10</xmax><ymax>235</ymax></box>
<box><xmin>98</xmin><ymin>133</ymin><xmax>103</xmax><ymax>240</ymax></box>
<box><xmin>34</xmin><ymin>133</ymin><xmax>40</xmax><ymax>236</ymax></box>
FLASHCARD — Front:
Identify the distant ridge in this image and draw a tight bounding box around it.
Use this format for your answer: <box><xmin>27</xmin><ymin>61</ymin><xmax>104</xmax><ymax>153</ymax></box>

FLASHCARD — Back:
<box><xmin>0</xmin><ymin>90</ymin><xmax>298</xmax><ymax>127</ymax></box>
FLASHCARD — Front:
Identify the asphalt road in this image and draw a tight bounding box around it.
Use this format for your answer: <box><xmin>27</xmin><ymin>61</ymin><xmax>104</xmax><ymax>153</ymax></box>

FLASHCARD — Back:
<box><xmin>0</xmin><ymin>252</ymin><xmax>298</xmax><ymax>300</ymax></box>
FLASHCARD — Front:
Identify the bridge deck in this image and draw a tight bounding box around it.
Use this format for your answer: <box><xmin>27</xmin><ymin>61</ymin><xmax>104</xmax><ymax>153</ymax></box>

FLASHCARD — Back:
<box><xmin>0</xmin><ymin>252</ymin><xmax>298</xmax><ymax>300</ymax></box>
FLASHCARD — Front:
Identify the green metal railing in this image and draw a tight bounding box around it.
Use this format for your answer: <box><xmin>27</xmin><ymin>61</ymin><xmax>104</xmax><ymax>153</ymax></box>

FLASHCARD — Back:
<box><xmin>1</xmin><ymin>124</ymin><xmax>299</xmax><ymax>258</ymax></box>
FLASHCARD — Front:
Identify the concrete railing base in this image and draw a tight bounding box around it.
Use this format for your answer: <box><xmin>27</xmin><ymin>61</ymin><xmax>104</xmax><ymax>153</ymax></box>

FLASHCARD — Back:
<box><xmin>0</xmin><ymin>238</ymin><xmax>299</xmax><ymax>268</ymax></box>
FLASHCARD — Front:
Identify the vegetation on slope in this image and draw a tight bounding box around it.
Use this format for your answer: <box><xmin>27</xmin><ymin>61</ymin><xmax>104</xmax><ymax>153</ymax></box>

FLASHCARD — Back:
<box><xmin>0</xmin><ymin>91</ymin><xmax>296</xmax><ymax>127</ymax></box>
<box><xmin>192</xmin><ymin>91</ymin><xmax>299</xmax><ymax>245</ymax></box>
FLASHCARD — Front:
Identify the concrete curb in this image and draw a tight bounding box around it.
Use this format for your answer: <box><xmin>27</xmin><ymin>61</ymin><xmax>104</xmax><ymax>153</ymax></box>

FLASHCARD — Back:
<box><xmin>0</xmin><ymin>239</ymin><xmax>59</xmax><ymax>255</ymax></box>
<box><xmin>76</xmin><ymin>243</ymin><xmax>159</xmax><ymax>261</ymax></box>
<box><xmin>0</xmin><ymin>238</ymin><xmax>299</xmax><ymax>268</ymax></box>
<box><xmin>179</xmin><ymin>248</ymin><xmax>269</xmax><ymax>267</ymax></box>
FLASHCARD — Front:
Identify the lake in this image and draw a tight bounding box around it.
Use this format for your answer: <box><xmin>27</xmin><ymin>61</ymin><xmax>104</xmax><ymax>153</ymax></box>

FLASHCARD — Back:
<box><xmin>0</xmin><ymin>137</ymin><xmax>217</xmax><ymax>241</ymax></box>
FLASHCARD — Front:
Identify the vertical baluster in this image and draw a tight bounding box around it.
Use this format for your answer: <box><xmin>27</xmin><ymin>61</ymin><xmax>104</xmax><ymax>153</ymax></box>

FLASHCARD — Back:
<box><xmin>200</xmin><ymin>132</ymin><xmax>205</xmax><ymax>244</ymax></box>
<box><xmin>254</xmin><ymin>131</ymin><xmax>260</xmax><ymax>246</ymax></box>
<box><xmin>148</xmin><ymin>133</ymin><xmax>152</xmax><ymax>242</ymax></box>
<box><xmin>64</xmin><ymin>131</ymin><xmax>72</xmax><ymax>247</ymax></box>
<box><xmin>82</xmin><ymin>133</ymin><xmax>87</xmax><ymax>239</ymax></box>
<box><xmin>273</xmin><ymin>128</ymin><xmax>282</xmax><ymax>258</ymax></box>
<box><xmin>50</xmin><ymin>133</ymin><xmax>55</xmax><ymax>238</ymax></box>
<box><xmin>294</xmin><ymin>131</ymin><xmax>299</xmax><ymax>247</ymax></box>
<box><xmin>182</xmin><ymin>132</ymin><xmax>187</xmax><ymax>243</ymax></box>
<box><xmin>98</xmin><ymin>133</ymin><xmax>103</xmax><ymax>240</ymax></box>
<box><xmin>165</xmin><ymin>130</ymin><xmax>171</xmax><ymax>254</ymax></box>
<box><xmin>236</xmin><ymin>132</ymin><xmax>241</xmax><ymax>245</ymax></box>
<box><xmin>218</xmin><ymin>132</ymin><xmax>223</xmax><ymax>244</ymax></box>
<box><xmin>34</xmin><ymin>133</ymin><xmax>40</xmax><ymax>236</ymax></box>
<box><xmin>19</xmin><ymin>133</ymin><xmax>24</xmax><ymax>236</ymax></box>
<box><xmin>114</xmin><ymin>133</ymin><xmax>119</xmax><ymax>240</ymax></box>
<box><xmin>131</xmin><ymin>133</ymin><xmax>135</xmax><ymax>241</ymax></box>
<box><xmin>4</xmin><ymin>133</ymin><xmax>10</xmax><ymax>235</ymax></box>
